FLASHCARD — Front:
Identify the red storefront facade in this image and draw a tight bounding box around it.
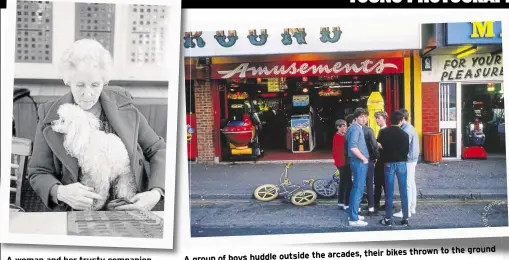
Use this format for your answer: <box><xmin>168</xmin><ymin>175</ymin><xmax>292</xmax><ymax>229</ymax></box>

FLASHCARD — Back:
<box><xmin>184</xmin><ymin>25</ymin><xmax>422</xmax><ymax>163</ymax></box>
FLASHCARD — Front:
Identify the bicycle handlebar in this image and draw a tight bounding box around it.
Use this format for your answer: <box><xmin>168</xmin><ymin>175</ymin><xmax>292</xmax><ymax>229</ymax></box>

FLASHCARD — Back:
<box><xmin>285</xmin><ymin>162</ymin><xmax>292</xmax><ymax>168</ymax></box>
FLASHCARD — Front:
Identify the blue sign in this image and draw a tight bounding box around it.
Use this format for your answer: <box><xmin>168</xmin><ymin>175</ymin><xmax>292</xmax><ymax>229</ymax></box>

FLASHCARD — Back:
<box><xmin>291</xmin><ymin>118</ymin><xmax>310</xmax><ymax>129</ymax></box>
<box><xmin>292</xmin><ymin>95</ymin><xmax>309</xmax><ymax>107</ymax></box>
<box><xmin>446</xmin><ymin>21</ymin><xmax>502</xmax><ymax>45</ymax></box>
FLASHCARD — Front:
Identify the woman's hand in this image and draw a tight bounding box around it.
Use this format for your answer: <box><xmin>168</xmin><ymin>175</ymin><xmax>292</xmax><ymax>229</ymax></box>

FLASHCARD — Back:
<box><xmin>114</xmin><ymin>190</ymin><xmax>161</xmax><ymax>211</ymax></box>
<box><xmin>56</xmin><ymin>183</ymin><xmax>103</xmax><ymax>210</ymax></box>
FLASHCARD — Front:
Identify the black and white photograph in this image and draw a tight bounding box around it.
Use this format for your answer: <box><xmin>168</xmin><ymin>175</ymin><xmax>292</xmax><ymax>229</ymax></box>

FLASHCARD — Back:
<box><xmin>0</xmin><ymin>0</ymin><xmax>181</xmax><ymax>249</ymax></box>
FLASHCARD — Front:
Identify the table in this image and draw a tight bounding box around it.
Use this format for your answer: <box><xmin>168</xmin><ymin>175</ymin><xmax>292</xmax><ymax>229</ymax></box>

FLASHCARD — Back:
<box><xmin>9</xmin><ymin>211</ymin><xmax>164</xmax><ymax>235</ymax></box>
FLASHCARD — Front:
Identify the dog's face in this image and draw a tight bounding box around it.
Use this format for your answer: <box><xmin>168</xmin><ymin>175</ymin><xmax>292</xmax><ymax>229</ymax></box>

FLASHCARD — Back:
<box><xmin>52</xmin><ymin>103</ymin><xmax>100</xmax><ymax>135</ymax></box>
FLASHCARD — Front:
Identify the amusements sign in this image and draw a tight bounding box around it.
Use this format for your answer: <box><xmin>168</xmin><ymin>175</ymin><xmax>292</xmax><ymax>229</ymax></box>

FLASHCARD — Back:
<box><xmin>440</xmin><ymin>54</ymin><xmax>503</xmax><ymax>82</ymax></box>
<box><xmin>211</xmin><ymin>58</ymin><xmax>404</xmax><ymax>79</ymax></box>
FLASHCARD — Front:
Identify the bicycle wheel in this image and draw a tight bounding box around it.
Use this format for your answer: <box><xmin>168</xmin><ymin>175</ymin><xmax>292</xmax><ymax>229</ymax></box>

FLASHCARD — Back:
<box><xmin>254</xmin><ymin>184</ymin><xmax>279</xmax><ymax>201</ymax></box>
<box><xmin>312</xmin><ymin>179</ymin><xmax>337</xmax><ymax>198</ymax></box>
<box><xmin>291</xmin><ymin>190</ymin><xmax>317</xmax><ymax>206</ymax></box>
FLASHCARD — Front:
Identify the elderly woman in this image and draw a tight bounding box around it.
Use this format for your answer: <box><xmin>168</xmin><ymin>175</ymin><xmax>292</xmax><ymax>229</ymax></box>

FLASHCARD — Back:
<box><xmin>28</xmin><ymin>39</ymin><xmax>166</xmax><ymax>211</ymax></box>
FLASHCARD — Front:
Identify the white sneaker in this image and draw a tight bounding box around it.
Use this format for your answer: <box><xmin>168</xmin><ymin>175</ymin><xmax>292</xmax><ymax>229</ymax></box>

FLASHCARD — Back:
<box><xmin>411</xmin><ymin>210</ymin><xmax>416</xmax><ymax>215</ymax></box>
<box><xmin>343</xmin><ymin>206</ymin><xmax>349</xmax><ymax>210</ymax></box>
<box><xmin>393</xmin><ymin>211</ymin><xmax>411</xmax><ymax>218</ymax></box>
<box><xmin>338</xmin><ymin>203</ymin><xmax>344</xmax><ymax>208</ymax></box>
<box><xmin>349</xmin><ymin>215</ymin><xmax>365</xmax><ymax>221</ymax></box>
<box><xmin>349</xmin><ymin>220</ymin><xmax>368</xmax><ymax>226</ymax></box>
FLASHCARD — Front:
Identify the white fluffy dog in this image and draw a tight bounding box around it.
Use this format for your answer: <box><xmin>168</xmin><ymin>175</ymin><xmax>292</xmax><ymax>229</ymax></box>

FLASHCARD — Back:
<box><xmin>51</xmin><ymin>103</ymin><xmax>137</xmax><ymax>210</ymax></box>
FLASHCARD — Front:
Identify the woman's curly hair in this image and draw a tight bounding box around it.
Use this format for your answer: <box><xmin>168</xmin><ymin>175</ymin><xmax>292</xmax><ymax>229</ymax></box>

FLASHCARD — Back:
<box><xmin>59</xmin><ymin>39</ymin><xmax>114</xmax><ymax>85</ymax></box>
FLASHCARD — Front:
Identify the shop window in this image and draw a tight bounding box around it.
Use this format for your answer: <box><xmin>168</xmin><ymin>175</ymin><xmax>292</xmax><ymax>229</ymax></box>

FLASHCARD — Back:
<box><xmin>461</xmin><ymin>83</ymin><xmax>505</xmax><ymax>154</ymax></box>
<box><xmin>439</xmin><ymin>83</ymin><xmax>458</xmax><ymax>158</ymax></box>
<box><xmin>15</xmin><ymin>1</ymin><xmax>53</xmax><ymax>63</ymax></box>
<box><xmin>127</xmin><ymin>4</ymin><xmax>166</xmax><ymax>65</ymax></box>
<box><xmin>75</xmin><ymin>3</ymin><xmax>115</xmax><ymax>55</ymax></box>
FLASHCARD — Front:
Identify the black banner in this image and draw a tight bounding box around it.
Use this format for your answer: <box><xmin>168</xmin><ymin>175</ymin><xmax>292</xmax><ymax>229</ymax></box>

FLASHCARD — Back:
<box><xmin>182</xmin><ymin>1</ymin><xmax>509</xmax><ymax>8</ymax></box>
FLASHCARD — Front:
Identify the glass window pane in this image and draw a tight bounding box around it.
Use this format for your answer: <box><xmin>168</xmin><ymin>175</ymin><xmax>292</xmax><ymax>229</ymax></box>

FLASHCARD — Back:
<box><xmin>15</xmin><ymin>0</ymin><xmax>53</xmax><ymax>63</ymax></box>
<box><xmin>75</xmin><ymin>3</ymin><xmax>115</xmax><ymax>56</ymax></box>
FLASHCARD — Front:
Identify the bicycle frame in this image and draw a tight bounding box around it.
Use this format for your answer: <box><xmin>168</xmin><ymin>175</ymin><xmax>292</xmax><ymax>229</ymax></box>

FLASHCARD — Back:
<box><xmin>253</xmin><ymin>162</ymin><xmax>318</xmax><ymax>206</ymax></box>
<box><xmin>276</xmin><ymin>162</ymin><xmax>311</xmax><ymax>196</ymax></box>
<box><xmin>310</xmin><ymin>169</ymin><xmax>340</xmax><ymax>184</ymax></box>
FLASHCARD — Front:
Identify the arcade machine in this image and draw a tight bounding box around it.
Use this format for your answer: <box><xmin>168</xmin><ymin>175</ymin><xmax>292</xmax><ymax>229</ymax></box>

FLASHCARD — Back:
<box><xmin>462</xmin><ymin>100</ymin><xmax>488</xmax><ymax>159</ymax></box>
<box><xmin>286</xmin><ymin>93</ymin><xmax>316</xmax><ymax>153</ymax></box>
<box><xmin>221</xmin><ymin>92</ymin><xmax>263</xmax><ymax>160</ymax></box>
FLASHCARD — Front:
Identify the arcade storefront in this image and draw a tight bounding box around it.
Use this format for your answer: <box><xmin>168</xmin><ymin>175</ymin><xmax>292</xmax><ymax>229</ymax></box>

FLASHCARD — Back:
<box><xmin>421</xmin><ymin>21</ymin><xmax>504</xmax><ymax>160</ymax></box>
<box><xmin>184</xmin><ymin>23</ymin><xmax>423</xmax><ymax>163</ymax></box>
<box><xmin>186</xmin><ymin>50</ymin><xmax>423</xmax><ymax>163</ymax></box>
<box><xmin>421</xmin><ymin>53</ymin><xmax>504</xmax><ymax>159</ymax></box>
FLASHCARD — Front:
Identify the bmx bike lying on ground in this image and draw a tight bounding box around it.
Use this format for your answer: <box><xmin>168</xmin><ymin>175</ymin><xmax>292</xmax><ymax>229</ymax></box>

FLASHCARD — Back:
<box><xmin>253</xmin><ymin>162</ymin><xmax>318</xmax><ymax>206</ymax></box>
<box><xmin>311</xmin><ymin>168</ymin><xmax>340</xmax><ymax>198</ymax></box>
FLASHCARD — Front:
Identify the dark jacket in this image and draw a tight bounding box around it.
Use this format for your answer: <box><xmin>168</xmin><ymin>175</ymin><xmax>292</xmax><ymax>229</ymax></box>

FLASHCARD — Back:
<box><xmin>377</xmin><ymin>126</ymin><xmax>409</xmax><ymax>163</ymax></box>
<box><xmin>28</xmin><ymin>86</ymin><xmax>166</xmax><ymax>211</ymax></box>
<box><xmin>362</xmin><ymin>125</ymin><xmax>380</xmax><ymax>161</ymax></box>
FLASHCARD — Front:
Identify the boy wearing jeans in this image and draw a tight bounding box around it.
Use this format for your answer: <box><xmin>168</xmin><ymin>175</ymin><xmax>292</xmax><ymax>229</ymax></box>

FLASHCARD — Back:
<box><xmin>362</xmin><ymin>118</ymin><xmax>380</xmax><ymax>215</ymax></box>
<box><xmin>333</xmin><ymin>119</ymin><xmax>350</xmax><ymax>209</ymax></box>
<box><xmin>393</xmin><ymin>108</ymin><xmax>420</xmax><ymax>218</ymax></box>
<box><xmin>347</xmin><ymin>108</ymin><xmax>370</xmax><ymax>226</ymax></box>
<box><xmin>377</xmin><ymin>111</ymin><xmax>410</xmax><ymax>226</ymax></box>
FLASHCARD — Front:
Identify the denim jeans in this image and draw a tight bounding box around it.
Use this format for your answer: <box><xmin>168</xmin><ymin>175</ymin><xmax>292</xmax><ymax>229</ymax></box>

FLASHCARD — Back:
<box><xmin>384</xmin><ymin>161</ymin><xmax>409</xmax><ymax>220</ymax></box>
<box><xmin>348</xmin><ymin>159</ymin><xmax>368</xmax><ymax>221</ymax></box>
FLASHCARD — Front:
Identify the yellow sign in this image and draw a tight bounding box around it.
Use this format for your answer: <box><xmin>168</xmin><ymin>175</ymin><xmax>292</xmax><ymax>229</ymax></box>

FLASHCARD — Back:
<box><xmin>471</xmin><ymin>21</ymin><xmax>502</xmax><ymax>38</ymax></box>
<box><xmin>267</xmin><ymin>78</ymin><xmax>280</xmax><ymax>92</ymax></box>
<box><xmin>367</xmin><ymin>91</ymin><xmax>385</xmax><ymax>138</ymax></box>
<box><xmin>227</xmin><ymin>92</ymin><xmax>249</xmax><ymax>100</ymax></box>
<box><xmin>319</xmin><ymin>89</ymin><xmax>341</xmax><ymax>97</ymax></box>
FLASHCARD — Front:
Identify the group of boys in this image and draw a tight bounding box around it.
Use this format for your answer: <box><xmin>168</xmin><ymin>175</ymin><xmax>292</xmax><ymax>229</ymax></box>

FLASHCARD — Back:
<box><xmin>332</xmin><ymin>108</ymin><xmax>419</xmax><ymax>227</ymax></box>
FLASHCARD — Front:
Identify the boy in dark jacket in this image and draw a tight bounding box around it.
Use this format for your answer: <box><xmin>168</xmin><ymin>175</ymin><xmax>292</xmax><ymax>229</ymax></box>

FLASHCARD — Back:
<box><xmin>362</xmin><ymin>120</ymin><xmax>380</xmax><ymax>215</ymax></box>
<box><xmin>374</xmin><ymin>111</ymin><xmax>388</xmax><ymax>210</ymax></box>
<box><xmin>378</xmin><ymin>111</ymin><xmax>410</xmax><ymax>226</ymax></box>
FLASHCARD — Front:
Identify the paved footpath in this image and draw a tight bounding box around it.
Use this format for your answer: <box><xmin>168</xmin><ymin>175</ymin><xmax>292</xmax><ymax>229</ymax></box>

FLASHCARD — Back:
<box><xmin>189</xmin><ymin>157</ymin><xmax>508</xmax><ymax>200</ymax></box>
<box><xmin>191</xmin><ymin>199</ymin><xmax>508</xmax><ymax>237</ymax></box>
